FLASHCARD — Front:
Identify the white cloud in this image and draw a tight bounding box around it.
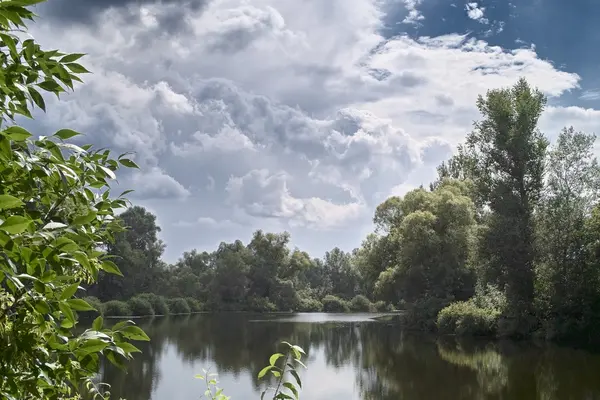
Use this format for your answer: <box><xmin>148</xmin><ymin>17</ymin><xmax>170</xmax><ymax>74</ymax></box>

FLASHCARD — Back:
<box><xmin>580</xmin><ymin>89</ymin><xmax>600</xmax><ymax>101</ymax></box>
<box><xmin>465</xmin><ymin>2</ymin><xmax>488</xmax><ymax>24</ymax></box>
<box><xmin>128</xmin><ymin>167</ymin><xmax>191</xmax><ymax>200</ymax></box>
<box><xmin>402</xmin><ymin>0</ymin><xmax>424</xmax><ymax>25</ymax></box>
<box><xmin>226</xmin><ymin>169</ymin><xmax>364</xmax><ymax>229</ymax></box>
<box><xmin>26</xmin><ymin>0</ymin><xmax>594</xmax><ymax>261</ymax></box>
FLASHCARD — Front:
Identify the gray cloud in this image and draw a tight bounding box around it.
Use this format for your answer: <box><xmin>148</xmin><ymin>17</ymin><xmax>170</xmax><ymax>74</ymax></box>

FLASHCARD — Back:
<box><xmin>38</xmin><ymin>0</ymin><xmax>208</xmax><ymax>26</ymax></box>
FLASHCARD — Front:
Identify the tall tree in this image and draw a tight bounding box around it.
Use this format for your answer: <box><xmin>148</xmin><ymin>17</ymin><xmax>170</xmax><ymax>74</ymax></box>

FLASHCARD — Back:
<box><xmin>536</xmin><ymin>127</ymin><xmax>600</xmax><ymax>337</ymax></box>
<box><xmin>95</xmin><ymin>206</ymin><xmax>165</xmax><ymax>300</ymax></box>
<box><xmin>465</xmin><ymin>78</ymin><xmax>548</xmax><ymax>328</ymax></box>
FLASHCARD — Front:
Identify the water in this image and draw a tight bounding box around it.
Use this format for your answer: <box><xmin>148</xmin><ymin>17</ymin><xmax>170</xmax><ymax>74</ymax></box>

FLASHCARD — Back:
<box><xmin>97</xmin><ymin>313</ymin><xmax>600</xmax><ymax>400</ymax></box>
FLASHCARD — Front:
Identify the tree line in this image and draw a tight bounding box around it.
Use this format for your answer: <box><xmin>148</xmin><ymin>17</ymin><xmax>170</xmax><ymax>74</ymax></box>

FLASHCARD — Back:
<box><xmin>86</xmin><ymin>205</ymin><xmax>394</xmax><ymax>315</ymax></box>
<box><xmin>90</xmin><ymin>78</ymin><xmax>600</xmax><ymax>343</ymax></box>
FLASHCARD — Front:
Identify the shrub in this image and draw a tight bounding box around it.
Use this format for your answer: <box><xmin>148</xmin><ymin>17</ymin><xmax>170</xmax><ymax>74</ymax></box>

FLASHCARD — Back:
<box><xmin>128</xmin><ymin>296</ymin><xmax>155</xmax><ymax>317</ymax></box>
<box><xmin>247</xmin><ymin>296</ymin><xmax>277</xmax><ymax>312</ymax></box>
<box><xmin>322</xmin><ymin>295</ymin><xmax>350</xmax><ymax>313</ymax></box>
<box><xmin>373</xmin><ymin>301</ymin><xmax>395</xmax><ymax>312</ymax></box>
<box><xmin>350</xmin><ymin>295</ymin><xmax>374</xmax><ymax>312</ymax></box>
<box><xmin>81</xmin><ymin>296</ymin><xmax>104</xmax><ymax>318</ymax></box>
<box><xmin>185</xmin><ymin>297</ymin><xmax>204</xmax><ymax>313</ymax></box>
<box><xmin>104</xmin><ymin>300</ymin><xmax>132</xmax><ymax>317</ymax></box>
<box><xmin>437</xmin><ymin>300</ymin><xmax>500</xmax><ymax>336</ymax></box>
<box><xmin>137</xmin><ymin>293</ymin><xmax>170</xmax><ymax>316</ymax></box>
<box><xmin>298</xmin><ymin>297</ymin><xmax>323</xmax><ymax>312</ymax></box>
<box><xmin>168</xmin><ymin>298</ymin><xmax>191</xmax><ymax>314</ymax></box>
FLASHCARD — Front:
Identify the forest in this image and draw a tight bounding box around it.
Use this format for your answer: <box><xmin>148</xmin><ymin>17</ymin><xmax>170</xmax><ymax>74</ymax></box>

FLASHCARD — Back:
<box><xmin>88</xmin><ymin>78</ymin><xmax>600</xmax><ymax>343</ymax></box>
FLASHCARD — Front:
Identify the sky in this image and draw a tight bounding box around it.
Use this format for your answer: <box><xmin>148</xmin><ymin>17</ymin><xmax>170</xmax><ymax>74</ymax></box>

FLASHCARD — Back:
<box><xmin>23</xmin><ymin>0</ymin><xmax>600</xmax><ymax>262</ymax></box>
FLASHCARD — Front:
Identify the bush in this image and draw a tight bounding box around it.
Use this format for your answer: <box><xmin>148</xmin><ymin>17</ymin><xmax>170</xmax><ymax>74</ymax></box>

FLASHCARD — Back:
<box><xmin>137</xmin><ymin>293</ymin><xmax>170</xmax><ymax>316</ymax></box>
<box><xmin>373</xmin><ymin>301</ymin><xmax>395</xmax><ymax>312</ymax></box>
<box><xmin>298</xmin><ymin>297</ymin><xmax>323</xmax><ymax>312</ymax></box>
<box><xmin>322</xmin><ymin>295</ymin><xmax>350</xmax><ymax>313</ymax></box>
<box><xmin>185</xmin><ymin>297</ymin><xmax>204</xmax><ymax>313</ymax></box>
<box><xmin>104</xmin><ymin>300</ymin><xmax>132</xmax><ymax>317</ymax></box>
<box><xmin>247</xmin><ymin>296</ymin><xmax>277</xmax><ymax>312</ymax></box>
<box><xmin>437</xmin><ymin>300</ymin><xmax>500</xmax><ymax>336</ymax></box>
<box><xmin>167</xmin><ymin>298</ymin><xmax>191</xmax><ymax>314</ymax></box>
<box><xmin>128</xmin><ymin>296</ymin><xmax>155</xmax><ymax>317</ymax></box>
<box><xmin>350</xmin><ymin>295</ymin><xmax>374</xmax><ymax>312</ymax></box>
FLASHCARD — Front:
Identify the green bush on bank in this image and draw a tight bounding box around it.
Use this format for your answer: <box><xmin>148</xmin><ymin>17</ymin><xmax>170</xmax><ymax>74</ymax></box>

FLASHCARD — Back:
<box><xmin>350</xmin><ymin>295</ymin><xmax>374</xmax><ymax>312</ymax></box>
<box><xmin>128</xmin><ymin>296</ymin><xmax>155</xmax><ymax>317</ymax></box>
<box><xmin>373</xmin><ymin>301</ymin><xmax>395</xmax><ymax>312</ymax></box>
<box><xmin>322</xmin><ymin>295</ymin><xmax>350</xmax><ymax>313</ymax></box>
<box><xmin>104</xmin><ymin>300</ymin><xmax>132</xmax><ymax>317</ymax></box>
<box><xmin>247</xmin><ymin>296</ymin><xmax>278</xmax><ymax>312</ymax></box>
<box><xmin>437</xmin><ymin>301</ymin><xmax>500</xmax><ymax>336</ymax></box>
<box><xmin>185</xmin><ymin>297</ymin><xmax>204</xmax><ymax>313</ymax></box>
<box><xmin>298</xmin><ymin>297</ymin><xmax>323</xmax><ymax>312</ymax></box>
<box><xmin>168</xmin><ymin>297</ymin><xmax>192</xmax><ymax>314</ymax></box>
<box><xmin>137</xmin><ymin>293</ymin><xmax>170</xmax><ymax>316</ymax></box>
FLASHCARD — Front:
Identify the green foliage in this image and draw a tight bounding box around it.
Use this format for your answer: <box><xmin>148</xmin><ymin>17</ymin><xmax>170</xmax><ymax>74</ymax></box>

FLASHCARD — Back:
<box><xmin>373</xmin><ymin>301</ymin><xmax>394</xmax><ymax>312</ymax></box>
<box><xmin>402</xmin><ymin>298</ymin><xmax>451</xmax><ymax>332</ymax></box>
<box><xmin>349</xmin><ymin>295</ymin><xmax>374</xmax><ymax>312</ymax></box>
<box><xmin>258</xmin><ymin>341</ymin><xmax>306</xmax><ymax>400</ymax></box>
<box><xmin>104</xmin><ymin>300</ymin><xmax>132</xmax><ymax>317</ymax></box>
<box><xmin>246</xmin><ymin>296</ymin><xmax>277</xmax><ymax>312</ymax></box>
<box><xmin>297</xmin><ymin>297</ymin><xmax>323</xmax><ymax>312</ymax></box>
<box><xmin>136</xmin><ymin>293</ymin><xmax>169</xmax><ymax>316</ymax></box>
<box><xmin>128</xmin><ymin>296</ymin><xmax>154</xmax><ymax>317</ymax></box>
<box><xmin>81</xmin><ymin>296</ymin><xmax>104</xmax><ymax>318</ymax></box>
<box><xmin>197</xmin><ymin>369</ymin><xmax>230</xmax><ymax>400</ymax></box>
<box><xmin>0</xmin><ymin>2</ymin><xmax>147</xmax><ymax>397</ymax></box>
<box><xmin>437</xmin><ymin>301</ymin><xmax>500</xmax><ymax>336</ymax></box>
<box><xmin>167</xmin><ymin>297</ymin><xmax>191</xmax><ymax>315</ymax></box>
<box><xmin>185</xmin><ymin>297</ymin><xmax>203</xmax><ymax>313</ymax></box>
<box><xmin>322</xmin><ymin>295</ymin><xmax>350</xmax><ymax>313</ymax></box>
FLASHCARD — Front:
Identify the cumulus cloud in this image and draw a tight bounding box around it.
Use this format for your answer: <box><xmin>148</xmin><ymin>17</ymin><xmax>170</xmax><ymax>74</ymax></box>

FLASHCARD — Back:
<box><xmin>465</xmin><ymin>2</ymin><xmax>489</xmax><ymax>24</ymax></box>
<box><xmin>24</xmin><ymin>0</ymin><xmax>592</xmax><ymax>260</ymax></box>
<box><xmin>402</xmin><ymin>0</ymin><xmax>424</xmax><ymax>25</ymax></box>
<box><xmin>128</xmin><ymin>167</ymin><xmax>191</xmax><ymax>200</ymax></box>
<box><xmin>226</xmin><ymin>169</ymin><xmax>364</xmax><ymax>229</ymax></box>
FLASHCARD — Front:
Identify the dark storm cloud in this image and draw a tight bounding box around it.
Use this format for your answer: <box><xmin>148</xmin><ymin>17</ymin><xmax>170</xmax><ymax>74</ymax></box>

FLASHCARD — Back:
<box><xmin>38</xmin><ymin>0</ymin><xmax>208</xmax><ymax>25</ymax></box>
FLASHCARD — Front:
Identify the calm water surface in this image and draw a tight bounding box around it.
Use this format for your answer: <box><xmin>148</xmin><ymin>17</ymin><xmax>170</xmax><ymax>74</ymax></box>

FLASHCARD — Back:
<box><xmin>98</xmin><ymin>313</ymin><xmax>600</xmax><ymax>400</ymax></box>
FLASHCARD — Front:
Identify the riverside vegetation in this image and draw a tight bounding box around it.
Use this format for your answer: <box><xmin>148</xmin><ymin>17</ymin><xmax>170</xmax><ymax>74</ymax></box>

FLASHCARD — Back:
<box><xmin>2</xmin><ymin>0</ymin><xmax>600</xmax><ymax>399</ymax></box>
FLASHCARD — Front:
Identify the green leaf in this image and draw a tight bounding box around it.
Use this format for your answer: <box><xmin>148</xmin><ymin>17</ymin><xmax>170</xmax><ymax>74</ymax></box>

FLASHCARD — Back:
<box><xmin>283</xmin><ymin>382</ymin><xmax>299</xmax><ymax>400</ymax></box>
<box><xmin>65</xmin><ymin>63</ymin><xmax>90</xmax><ymax>74</ymax></box>
<box><xmin>60</xmin><ymin>53</ymin><xmax>86</xmax><ymax>63</ymax></box>
<box><xmin>290</xmin><ymin>370</ymin><xmax>302</xmax><ymax>389</ymax></box>
<box><xmin>38</xmin><ymin>79</ymin><xmax>63</xmax><ymax>93</ymax></box>
<box><xmin>58</xmin><ymin>302</ymin><xmax>75</xmax><ymax>324</ymax></box>
<box><xmin>0</xmin><ymin>194</ymin><xmax>23</xmax><ymax>210</ymax></box>
<box><xmin>67</xmin><ymin>299</ymin><xmax>94</xmax><ymax>311</ymax></box>
<box><xmin>270</xmin><ymin>353</ymin><xmax>284</xmax><ymax>366</ymax></box>
<box><xmin>100</xmin><ymin>260</ymin><xmax>122</xmax><ymax>276</ymax></box>
<box><xmin>72</xmin><ymin>211</ymin><xmax>97</xmax><ymax>225</ymax></box>
<box><xmin>119</xmin><ymin>325</ymin><xmax>150</xmax><ymax>341</ymax></box>
<box><xmin>77</xmin><ymin>339</ymin><xmax>108</xmax><ymax>355</ymax></box>
<box><xmin>28</xmin><ymin>87</ymin><xmax>45</xmax><ymax>112</ymax></box>
<box><xmin>54</xmin><ymin>129</ymin><xmax>81</xmax><ymax>140</ymax></box>
<box><xmin>60</xmin><ymin>283</ymin><xmax>80</xmax><ymax>300</ymax></box>
<box><xmin>3</xmin><ymin>126</ymin><xmax>31</xmax><ymax>141</ymax></box>
<box><xmin>115</xmin><ymin>341</ymin><xmax>141</xmax><ymax>354</ymax></box>
<box><xmin>257</xmin><ymin>365</ymin><xmax>273</xmax><ymax>379</ymax></box>
<box><xmin>118</xmin><ymin>158</ymin><xmax>139</xmax><ymax>169</ymax></box>
<box><xmin>42</xmin><ymin>222</ymin><xmax>67</xmax><ymax>230</ymax></box>
<box><xmin>92</xmin><ymin>316</ymin><xmax>103</xmax><ymax>331</ymax></box>
<box><xmin>0</xmin><ymin>216</ymin><xmax>32</xmax><ymax>234</ymax></box>
<box><xmin>98</xmin><ymin>165</ymin><xmax>116</xmax><ymax>180</ymax></box>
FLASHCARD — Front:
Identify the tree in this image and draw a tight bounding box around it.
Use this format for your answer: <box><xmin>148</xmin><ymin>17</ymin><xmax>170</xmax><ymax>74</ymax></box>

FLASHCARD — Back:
<box><xmin>247</xmin><ymin>230</ymin><xmax>290</xmax><ymax>299</ymax></box>
<box><xmin>94</xmin><ymin>206</ymin><xmax>165</xmax><ymax>300</ymax></box>
<box><xmin>464</xmin><ymin>78</ymin><xmax>548</xmax><ymax>328</ymax></box>
<box><xmin>536</xmin><ymin>127</ymin><xmax>600</xmax><ymax>338</ymax></box>
<box><xmin>0</xmin><ymin>1</ymin><xmax>147</xmax><ymax>397</ymax></box>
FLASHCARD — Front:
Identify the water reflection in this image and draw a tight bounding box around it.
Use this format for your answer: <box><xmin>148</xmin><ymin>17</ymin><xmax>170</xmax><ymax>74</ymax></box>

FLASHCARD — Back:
<box><xmin>94</xmin><ymin>314</ymin><xmax>600</xmax><ymax>400</ymax></box>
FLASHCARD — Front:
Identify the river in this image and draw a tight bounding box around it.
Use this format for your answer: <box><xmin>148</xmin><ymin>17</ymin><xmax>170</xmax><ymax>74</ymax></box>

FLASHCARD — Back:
<box><xmin>96</xmin><ymin>313</ymin><xmax>600</xmax><ymax>399</ymax></box>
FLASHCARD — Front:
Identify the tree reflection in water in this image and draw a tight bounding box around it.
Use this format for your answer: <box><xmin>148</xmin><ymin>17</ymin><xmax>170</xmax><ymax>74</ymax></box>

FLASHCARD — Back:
<box><xmin>92</xmin><ymin>314</ymin><xmax>600</xmax><ymax>400</ymax></box>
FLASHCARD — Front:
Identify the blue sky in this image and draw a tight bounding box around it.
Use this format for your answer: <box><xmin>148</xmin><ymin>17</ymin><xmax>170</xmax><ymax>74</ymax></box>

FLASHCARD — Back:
<box><xmin>26</xmin><ymin>0</ymin><xmax>600</xmax><ymax>262</ymax></box>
